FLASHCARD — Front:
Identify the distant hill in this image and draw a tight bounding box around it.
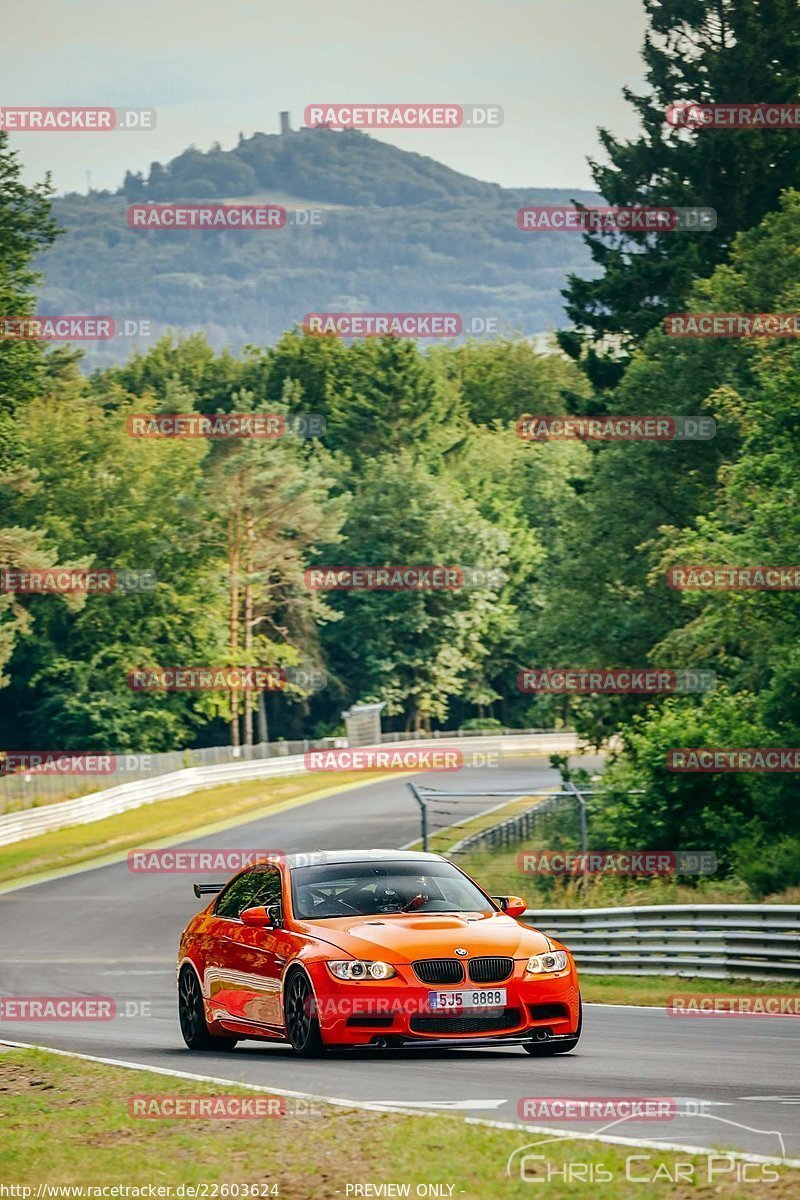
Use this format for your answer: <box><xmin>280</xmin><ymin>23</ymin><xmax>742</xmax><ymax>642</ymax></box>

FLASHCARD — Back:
<box><xmin>37</xmin><ymin>122</ymin><xmax>602</xmax><ymax>366</ymax></box>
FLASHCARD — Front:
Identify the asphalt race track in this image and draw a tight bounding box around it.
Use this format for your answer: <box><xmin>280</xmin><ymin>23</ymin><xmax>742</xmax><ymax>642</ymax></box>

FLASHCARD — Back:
<box><xmin>1</xmin><ymin>755</ymin><xmax>798</xmax><ymax>1160</ymax></box>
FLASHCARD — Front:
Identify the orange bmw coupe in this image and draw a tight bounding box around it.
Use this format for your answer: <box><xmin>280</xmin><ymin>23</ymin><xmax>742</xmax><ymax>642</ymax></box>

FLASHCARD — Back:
<box><xmin>177</xmin><ymin>850</ymin><xmax>581</xmax><ymax>1056</ymax></box>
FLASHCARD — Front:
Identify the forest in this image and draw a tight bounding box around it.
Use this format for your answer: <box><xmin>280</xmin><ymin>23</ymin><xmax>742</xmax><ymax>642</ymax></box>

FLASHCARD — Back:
<box><xmin>2</xmin><ymin>0</ymin><xmax>800</xmax><ymax>895</ymax></box>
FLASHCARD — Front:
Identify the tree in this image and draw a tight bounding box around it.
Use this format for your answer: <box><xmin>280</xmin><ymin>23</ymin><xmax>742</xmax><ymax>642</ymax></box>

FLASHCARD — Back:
<box><xmin>318</xmin><ymin>453</ymin><xmax>508</xmax><ymax>731</ymax></box>
<box><xmin>576</xmin><ymin>194</ymin><xmax>800</xmax><ymax>892</ymax></box>
<box><xmin>0</xmin><ymin>131</ymin><xmax>62</xmax><ymax>685</ymax></box>
<box><xmin>559</xmin><ymin>0</ymin><xmax>800</xmax><ymax>391</ymax></box>
<box><xmin>0</xmin><ymin>131</ymin><xmax>59</xmax><ymax>414</ymax></box>
<box><xmin>541</xmin><ymin>189</ymin><xmax>799</xmax><ymax>744</ymax></box>
<box><xmin>0</xmin><ymin>378</ymin><xmax>222</xmax><ymax>750</ymax></box>
<box><xmin>264</xmin><ymin>332</ymin><xmax>465</xmax><ymax>468</ymax></box>
<box><xmin>430</xmin><ymin>337</ymin><xmax>589</xmax><ymax>426</ymax></box>
<box><xmin>440</xmin><ymin>420</ymin><xmax>591</xmax><ymax>729</ymax></box>
<box><xmin>205</xmin><ymin>414</ymin><xmax>344</xmax><ymax>747</ymax></box>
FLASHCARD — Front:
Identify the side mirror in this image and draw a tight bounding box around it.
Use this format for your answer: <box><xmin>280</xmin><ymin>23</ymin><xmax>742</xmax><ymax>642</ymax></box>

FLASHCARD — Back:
<box><xmin>492</xmin><ymin>895</ymin><xmax>527</xmax><ymax>917</ymax></box>
<box><xmin>240</xmin><ymin>905</ymin><xmax>274</xmax><ymax>928</ymax></box>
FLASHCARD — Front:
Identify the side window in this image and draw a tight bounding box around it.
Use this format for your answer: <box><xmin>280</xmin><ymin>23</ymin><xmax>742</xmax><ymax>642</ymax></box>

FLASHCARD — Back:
<box><xmin>251</xmin><ymin>869</ymin><xmax>283</xmax><ymax>910</ymax></box>
<box><xmin>215</xmin><ymin>869</ymin><xmax>281</xmax><ymax>919</ymax></box>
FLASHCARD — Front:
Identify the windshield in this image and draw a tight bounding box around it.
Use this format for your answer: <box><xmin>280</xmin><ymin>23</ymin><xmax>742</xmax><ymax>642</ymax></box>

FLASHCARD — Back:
<box><xmin>290</xmin><ymin>860</ymin><xmax>496</xmax><ymax>919</ymax></box>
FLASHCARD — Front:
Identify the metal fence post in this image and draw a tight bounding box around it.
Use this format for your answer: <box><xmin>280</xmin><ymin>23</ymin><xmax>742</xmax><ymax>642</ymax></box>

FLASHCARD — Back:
<box><xmin>564</xmin><ymin>779</ymin><xmax>588</xmax><ymax>890</ymax></box>
<box><xmin>407</xmin><ymin>781</ymin><xmax>428</xmax><ymax>851</ymax></box>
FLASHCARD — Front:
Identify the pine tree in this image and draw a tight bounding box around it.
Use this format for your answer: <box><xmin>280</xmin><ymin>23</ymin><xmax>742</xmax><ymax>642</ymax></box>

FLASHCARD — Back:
<box><xmin>559</xmin><ymin>0</ymin><xmax>800</xmax><ymax>392</ymax></box>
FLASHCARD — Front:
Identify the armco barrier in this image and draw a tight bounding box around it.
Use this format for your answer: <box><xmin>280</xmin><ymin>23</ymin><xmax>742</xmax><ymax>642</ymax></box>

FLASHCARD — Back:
<box><xmin>524</xmin><ymin>904</ymin><xmax>800</xmax><ymax>981</ymax></box>
<box><xmin>0</xmin><ymin>732</ymin><xmax>581</xmax><ymax>847</ymax></box>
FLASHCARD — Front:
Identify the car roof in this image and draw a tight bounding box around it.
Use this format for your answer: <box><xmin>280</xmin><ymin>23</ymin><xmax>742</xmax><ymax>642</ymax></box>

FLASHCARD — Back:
<box><xmin>284</xmin><ymin>849</ymin><xmax>448</xmax><ymax>869</ymax></box>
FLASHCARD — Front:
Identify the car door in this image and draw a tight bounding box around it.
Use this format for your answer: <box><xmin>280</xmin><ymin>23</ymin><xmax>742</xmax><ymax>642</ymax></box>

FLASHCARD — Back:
<box><xmin>212</xmin><ymin>867</ymin><xmax>285</xmax><ymax>1032</ymax></box>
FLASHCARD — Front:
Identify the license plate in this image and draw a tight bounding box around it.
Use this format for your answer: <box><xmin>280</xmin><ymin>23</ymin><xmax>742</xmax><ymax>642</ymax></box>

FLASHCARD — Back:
<box><xmin>428</xmin><ymin>988</ymin><xmax>507</xmax><ymax>1010</ymax></box>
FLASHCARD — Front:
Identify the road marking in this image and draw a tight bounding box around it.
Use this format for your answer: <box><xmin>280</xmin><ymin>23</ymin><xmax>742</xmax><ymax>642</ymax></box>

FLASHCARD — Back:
<box><xmin>368</xmin><ymin>1099</ymin><xmax>508</xmax><ymax>1110</ymax></box>
<box><xmin>740</xmin><ymin>1096</ymin><xmax>800</xmax><ymax>1103</ymax></box>
<box><xmin>1</xmin><ymin>1038</ymin><xmax>797</xmax><ymax>1166</ymax></box>
<box><xmin>584</xmin><ymin>1002</ymin><xmax>678</xmax><ymax>1011</ymax></box>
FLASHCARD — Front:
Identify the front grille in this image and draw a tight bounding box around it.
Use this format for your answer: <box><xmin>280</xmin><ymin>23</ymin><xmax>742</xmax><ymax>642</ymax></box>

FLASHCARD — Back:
<box><xmin>529</xmin><ymin>1003</ymin><xmax>570</xmax><ymax>1021</ymax></box>
<box><xmin>467</xmin><ymin>956</ymin><xmax>514</xmax><ymax>984</ymax></box>
<box><xmin>412</xmin><ymin>959</ymin><xmax>464</xmax><ymax>985</ymax></box>
<box><xmin>410</xmin><ymin>1009</ymin><xmax>520</xmax><ymax>1035</ymax></box>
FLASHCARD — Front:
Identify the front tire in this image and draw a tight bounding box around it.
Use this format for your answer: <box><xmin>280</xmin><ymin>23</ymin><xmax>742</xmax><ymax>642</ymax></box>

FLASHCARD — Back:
<box><xmin>178</xmin><ymin>965</ymin><xmax>238</xmax><ymax>1051</ymax></box>
<box><xmin>524</xmin><ymin>994</ymin><xmax>582</xmax><ymax>1057</ymax></box>
<box><xmin>284</xmin><ymin>969</ymin><xmax>326</xmax><ymax>1057</ymax></box>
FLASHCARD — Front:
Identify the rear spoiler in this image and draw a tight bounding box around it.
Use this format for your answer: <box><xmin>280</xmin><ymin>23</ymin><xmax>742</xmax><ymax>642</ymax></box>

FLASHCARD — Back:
<box><xmin>193</xmin><ymin>883</ymin><xmax>224</xmax><ymax>898</ymax></box>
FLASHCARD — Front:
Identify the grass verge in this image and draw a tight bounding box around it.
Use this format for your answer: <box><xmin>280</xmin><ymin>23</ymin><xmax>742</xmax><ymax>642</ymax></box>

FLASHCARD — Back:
<box><xmin>455</xmin><ymin>844</ymin><xmax>800</xmax><ymax>907</ymax></box>
<box><xmin>0</xmin><ymin>1047</ymin><xmax>797</xmax><ymax>1198</ymax></box>
<box><xmin>0</xmin><ymin>771</ymin><xmax>389</xmax><ymax>889</ymax></box>
<box><xmin>581</xmin><ymin>973</ymin><xmax>800</xmax><ymax>1007</ymax></box>
<box><xmin>407</xmin><ymin>792</ymin><xmax>554</xmax><ymax>856</ymax></box>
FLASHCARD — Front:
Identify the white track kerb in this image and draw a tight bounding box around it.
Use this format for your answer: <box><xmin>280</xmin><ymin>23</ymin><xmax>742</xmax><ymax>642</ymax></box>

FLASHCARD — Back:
<box><xmin>1</xmin><ymin>1040</ymin><xmax>797</xmax><ymax>1167</ymax></box>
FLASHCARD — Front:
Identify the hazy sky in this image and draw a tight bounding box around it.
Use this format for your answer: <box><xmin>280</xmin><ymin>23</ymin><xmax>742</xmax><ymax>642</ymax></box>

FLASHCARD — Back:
<box><xmin>3</xmin><ymin>0</ymin><xmax>648</xmax><ymax>194</ymax></box>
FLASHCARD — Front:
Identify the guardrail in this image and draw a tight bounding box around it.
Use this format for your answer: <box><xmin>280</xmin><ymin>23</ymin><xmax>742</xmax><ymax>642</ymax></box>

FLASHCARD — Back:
<box><xmin>0</xmin><ymin>731</ymin><xmax>580</xmax><ymax>847</ymax></box>
<box><xmin>0</xmin><ymin>727</ymin><xmax>565</xmax><ymax>813</ymax></box>
<box><xmin>523</xmin><ymin>904</ymin><xmax>800</xmax><ymax>981</ymax></box>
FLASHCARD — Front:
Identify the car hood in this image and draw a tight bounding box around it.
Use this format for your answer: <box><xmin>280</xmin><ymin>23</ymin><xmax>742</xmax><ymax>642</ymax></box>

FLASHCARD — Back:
<box><xmin>296</xmin><ymin>911</ymin><xmax>553</xmax><ymax>962</ymax></box>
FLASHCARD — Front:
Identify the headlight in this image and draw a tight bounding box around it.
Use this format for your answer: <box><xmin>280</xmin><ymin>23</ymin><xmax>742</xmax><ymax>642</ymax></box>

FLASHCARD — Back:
<box><xmin>525</xmin><ymin>950</ymin><xmax>568</xmax><ymax>975</ymax></box>
<box><xmin>327</xmin><ymin>960</ymin><xmax>397</xmax><ymax>981</ymax></box>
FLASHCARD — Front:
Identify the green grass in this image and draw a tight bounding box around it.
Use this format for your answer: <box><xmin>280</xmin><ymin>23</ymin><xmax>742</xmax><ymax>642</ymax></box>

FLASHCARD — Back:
<box><xmin>1</xmin><ymin>1047</ymin><xmax>797</xmax><ymax>1198</ymax></box>
<box><xmin>0</xmin><ymin>770</ymin><xmax>390</xmax><ymax>889</ymax></box>
<box><xmin>455</xmin><ymin>843</ymin><xmax>800</xmax><ymax>908</ymax></box>
<box><xmin>582</xmin><ymin>974</ymin><xmax>800</xmax><ymax>1007</ymax></box>
<box><xmin>409</xmin><ymin>792</ymin><xmax>555</xmax><ymax>856</ymax></box>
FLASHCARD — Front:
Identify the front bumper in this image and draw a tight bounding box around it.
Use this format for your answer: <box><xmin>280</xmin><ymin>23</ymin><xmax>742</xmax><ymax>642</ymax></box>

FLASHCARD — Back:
<box><xmin>305</xmin><ymin>962</ymin><xmax>579</xmax><ymax>1047</ymax></box>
